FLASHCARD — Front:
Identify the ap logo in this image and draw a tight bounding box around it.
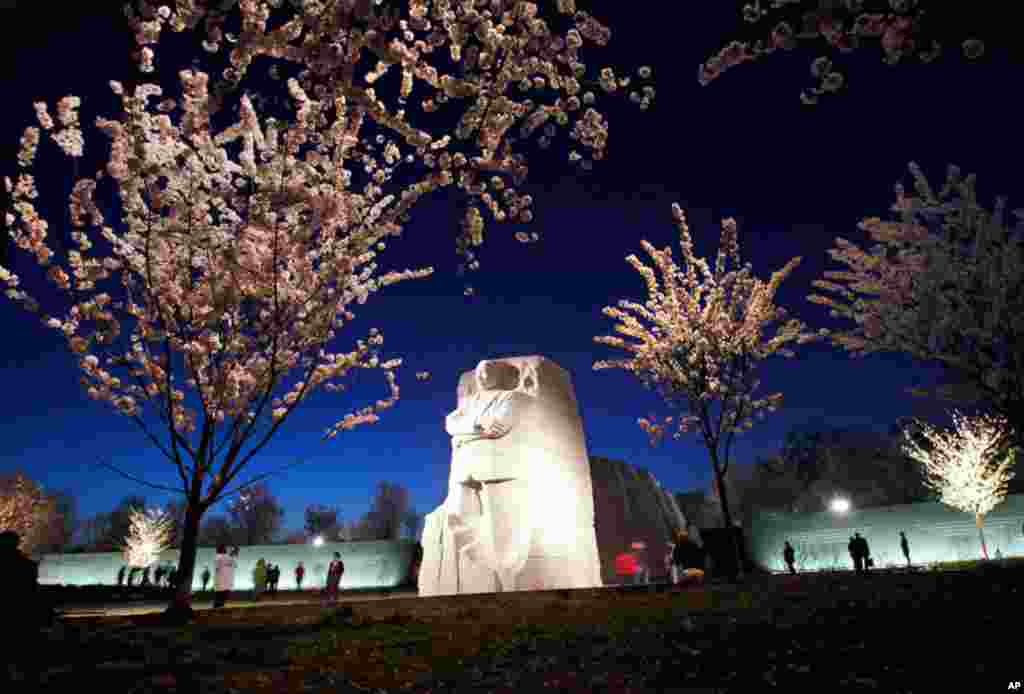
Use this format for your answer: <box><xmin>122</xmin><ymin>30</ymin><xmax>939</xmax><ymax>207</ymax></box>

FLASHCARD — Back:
<box><xmin>1009</xmin><ymin>682</ymin><xmax>1021</xmax><ymax>691</ymax></box>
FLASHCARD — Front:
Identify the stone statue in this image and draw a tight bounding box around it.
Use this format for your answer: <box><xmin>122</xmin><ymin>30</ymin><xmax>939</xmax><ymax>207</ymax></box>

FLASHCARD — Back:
<box><xmin>419</xmin><ymin>356</ymin><xmax>604</xmax><ymax>596</ymax></box>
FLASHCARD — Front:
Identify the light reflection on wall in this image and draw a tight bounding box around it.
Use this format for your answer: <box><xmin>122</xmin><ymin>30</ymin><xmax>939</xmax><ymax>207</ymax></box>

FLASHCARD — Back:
<box><xmin>749</xmin><ymin>494</ymin><xmax>1024</xmax><ymax>572</ymax></box>
<box><xmin>37</xmin><ymin>539</ymin><xmax>416</xmax><ymax>590</ymax></box>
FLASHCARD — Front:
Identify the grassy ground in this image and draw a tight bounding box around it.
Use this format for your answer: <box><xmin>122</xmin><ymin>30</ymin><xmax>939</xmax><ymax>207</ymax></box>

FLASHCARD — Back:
<box><xmin>20</xmin><ymin>560</ymin><xmax>1022</xmax><ymax>693</ymax></box>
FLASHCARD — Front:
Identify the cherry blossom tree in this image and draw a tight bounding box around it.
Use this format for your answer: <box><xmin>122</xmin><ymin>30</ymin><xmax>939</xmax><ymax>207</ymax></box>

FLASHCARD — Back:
<box><xmin>701</xmin><ymin>1</ymin><xmax>987</xmax><ymax>105</ymax></box>
<box><xmin>594</xmin><ymin>203</ymin><xmax>825</xmax><ymax>536</ymax></box>
<box><xmin>0</xmin><ymin>471</ymin><xmax>58</xmax><ymax>555</ymax></box>
<box><xmin>3</xmin><ymin>60</ymin><xmax>433</xmax><ymax>618</ymax></box>
<box><xmin>807</xmin><ymin>162</ymin><xmax>1024</xmax><ymax>451</ymax></box>
<box><xmin>125</xmin><ymin>0</ymin><xmax>654</xmax><ymax>289</ymax></box>
<box><xmin>123</xmin><ymin>506</ymin><xmax>175</xmax><ymax>567</ymax></box>
<box><xmin>900</xmin><ymin>410</ymin><xmax>1017</xmax><ymax>559</ymax></box>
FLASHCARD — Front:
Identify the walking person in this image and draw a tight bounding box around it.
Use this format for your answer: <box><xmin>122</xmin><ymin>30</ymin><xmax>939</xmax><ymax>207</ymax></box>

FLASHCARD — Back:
<box><xmin>201</xmin><ymin>566</ymin><xmax>211</xmax><ymax>592</ymax></box>
<box><xmin>899</xmin><ymin>531</ymin><xmax>911</xmax><ymax>567</ymax></box>
<box><xmin>848</xmin><ymin>536</ymin><xmax>862</xmax><ymax>574</ymax></box>
<box><xmin>783</xmin><ymin>541</ymin><xmax>797</xmax><ymax>575</ymax></box>
<box><xmin>295</xmin><ymin>562</ymin><xmax>305</xmax><ymax>591</ymax></box>
<box><xmin>857</xmin><ymin>534</ymin><xmax>872</xmax><ymax>572</ymax></box>
<box><xmin>253</xmin><ymin>558</ymin><xmax>268</xmax><ymax>601</ymax></box>
<box><xmin>213</xmin><ymin>544</ymin><xmax>237</xmax><ymax>609</ymax></box>
<box><xmin>323</xmin><ymin>553</ymin><xmax>344</xmax><ymax>605</ymax></box>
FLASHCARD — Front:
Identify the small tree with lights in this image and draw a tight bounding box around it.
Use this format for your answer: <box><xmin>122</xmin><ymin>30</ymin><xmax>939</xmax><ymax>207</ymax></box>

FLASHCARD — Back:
<box><xmin>594</xmin><ymin>203</ymin><xmax>825</xmax><ymax>573</ymax></box>
<box><xmin>900</xmin><ymin>410</ymin><xmax>1017</xmax><ymax>560</ymax></box>
<box><xmin>123</xmin><ymin>506</ymin><xmax>174</xmax><ymax>569</ymax></box>
<box><xmin>0</xmin><ymin>472</ymin><xmax>58</xmax><ymax>556</ymax></box>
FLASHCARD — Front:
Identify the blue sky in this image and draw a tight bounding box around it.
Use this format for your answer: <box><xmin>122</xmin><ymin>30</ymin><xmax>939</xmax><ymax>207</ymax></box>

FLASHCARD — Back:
<box><xmin>2</xmin><ymin>3</ymin><xmax>1017</xmax><ymax>535</ymax></box>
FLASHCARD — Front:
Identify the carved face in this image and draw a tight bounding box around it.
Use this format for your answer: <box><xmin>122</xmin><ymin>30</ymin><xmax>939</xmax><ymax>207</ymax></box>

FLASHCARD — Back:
<box><xmin>476</xmin><ymin>360</ymin><xmax>520</xmax><ymax>391</ymax></box>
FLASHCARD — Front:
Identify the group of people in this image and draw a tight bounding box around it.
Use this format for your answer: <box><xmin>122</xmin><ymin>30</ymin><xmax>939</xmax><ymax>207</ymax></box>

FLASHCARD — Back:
<box><xmin>613</xmin><ymin>529</ymin><xmax>707</xmax><ymax>587</ymax></box>
<box><xmin>251</xmin><ymin>559</ymin><xmax>285</xmax><ymax>597</ymax></box>
<box><xmin>116</xmin><ymin>563</ymin><xmax>182</xmax><ymax>589</ymax></box>
<box><xmin>781</xmin><ymin>530</ymin><xmax>913</xmax><ymax>574</ymax></box>
<box><xmin>209</xmin><ymin>546</ymin><xmax>345</xmax><ymax>609</ymax></box>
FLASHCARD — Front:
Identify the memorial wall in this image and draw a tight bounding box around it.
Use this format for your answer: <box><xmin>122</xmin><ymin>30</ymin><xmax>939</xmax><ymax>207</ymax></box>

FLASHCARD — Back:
<box><xmin>36</xmin><ymin>539</ymin><xmax>417</xmax><ymax>591</ymax></box>
<box><xmin>749</xmin><ymin>493</ymin><xmax>1024</xmax><ymax>572</ymax></box>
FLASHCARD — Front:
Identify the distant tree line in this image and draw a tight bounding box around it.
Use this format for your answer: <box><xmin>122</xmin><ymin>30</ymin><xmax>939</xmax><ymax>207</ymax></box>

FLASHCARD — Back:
<box><xmin>1</xmin><ymin>476</ymin><xmax>422</xmax><ymax>555</ymax></box>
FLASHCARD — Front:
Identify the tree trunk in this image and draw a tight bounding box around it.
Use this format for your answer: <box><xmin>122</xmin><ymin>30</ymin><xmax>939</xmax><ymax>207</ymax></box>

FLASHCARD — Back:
<box><xmin>976</xmin><ymin>513</ymin><xmax>989</xmax><ymax>560</ymax></box>
<box><xmin>163</xmin><ymin>497</ymin><xmax>204</xmax><ymax>623</ymax></box>
<box><xmin>711</xmin><ymin>460</ymin><xmax>744</xmax><ymax>579</ymax></box>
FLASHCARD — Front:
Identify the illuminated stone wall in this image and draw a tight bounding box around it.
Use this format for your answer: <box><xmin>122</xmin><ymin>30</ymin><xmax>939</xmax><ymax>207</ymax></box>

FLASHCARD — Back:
<box><xmin>36</xmin><ymin>539</ymin><xmax>417</xmax><ymax>591</ymax></box>
<box><xmin>589</xmin><ymin>457</ymin><xmax>688</xmax><ymax>584</ymax></box>
<box><xmin>749</xmin><ymin>494</ymin><xmax>1024</xmax><ymax>572</ymax></box>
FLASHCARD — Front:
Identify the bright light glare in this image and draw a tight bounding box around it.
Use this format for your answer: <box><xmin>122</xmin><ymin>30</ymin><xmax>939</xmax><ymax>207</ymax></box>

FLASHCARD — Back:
<box><xmin>313</xmin><ymin>536</ymin><xmax>324</xmax><ymax>546</ymax></box>
<box><xmin>830</xmin><ymin>497</ymin><xmax>851</xmax><ymax>513</ymax></box>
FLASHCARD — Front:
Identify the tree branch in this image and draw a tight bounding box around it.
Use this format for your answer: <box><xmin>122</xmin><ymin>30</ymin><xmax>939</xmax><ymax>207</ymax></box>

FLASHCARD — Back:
<box><xmin>93</xmin><ymin>458</ymin><xmax>185</xmax><ymax>496</ymax></box>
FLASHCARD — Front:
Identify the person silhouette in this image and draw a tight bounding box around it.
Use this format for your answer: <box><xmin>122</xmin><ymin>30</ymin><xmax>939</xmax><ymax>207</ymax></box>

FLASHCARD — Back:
<box><xmin>899</xmin><ymin>531</ymin><xmax>910</xmax><ymax>567</ymax></box>
<box><xmin>848</xmin><ymin>536</ymin><xmax>862</xmax><ymax>574</ymax></box>
<box><xmin>201</xmin><ymin>566</ymin><xmax>211</xmax><ymax>591</ymax></box>
<box><xmin>1</xmin><ymin>530</ymin><xmax>43</xmax><ymax>686</ymax></box>
<box><xmin>854</xmin><ymin>533</ymin><xmax>870</xmax><ymax>573</ymax></box>
<box><xmin>783</xmin><ymin>541</ymin><xmax>796</xmax><ymax>575</ymax></box>
<box><xmin>117</xmin><ymin>565</ymin><xmax>126</xmax><ymax>586</ymax></box>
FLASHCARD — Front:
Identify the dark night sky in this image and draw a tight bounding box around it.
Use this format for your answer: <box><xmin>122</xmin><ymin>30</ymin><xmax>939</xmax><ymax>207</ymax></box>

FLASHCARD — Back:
<box><xmin>2</xmin><ymin>3</ymin><xmax>1020</xmax><ymax>537</ymax></box>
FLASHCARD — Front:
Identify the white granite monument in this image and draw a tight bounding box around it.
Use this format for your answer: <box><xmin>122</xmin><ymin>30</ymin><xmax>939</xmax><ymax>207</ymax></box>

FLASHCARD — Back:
<box><xmin>418</xmin><ymin>356</ymin><xmax>604</xmax><ymax>595</ymax></box>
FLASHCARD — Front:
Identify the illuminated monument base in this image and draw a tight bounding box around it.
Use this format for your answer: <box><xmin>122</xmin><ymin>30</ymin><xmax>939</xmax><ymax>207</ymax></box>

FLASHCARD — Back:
<box><xmin>749</xmin><ymin>493</ymin><xmax>1024</xmax><ymax>572</ymax></box>
<box><xmin>36</xmin><ymin>539</ymin><xmax>416</xmax><ymax>591</ymax></box>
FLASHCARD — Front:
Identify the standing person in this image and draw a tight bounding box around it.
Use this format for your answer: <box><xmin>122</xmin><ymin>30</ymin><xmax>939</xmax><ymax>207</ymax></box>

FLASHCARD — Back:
<box><xmin>253</xmin><ymin>559</ymin><xmax>268</xmax><ymax>601</ymax></box>
<box><xmin>323</xmin><ymin>552</ymin><xmax>344</xmax><ymax>605</ymax></box>
<box><xmin>213</xmin><ymin>545</ymin><xmax>237</xmax><ymax>609</ymax></box>
<box><xmin>899</xmin><ymin>531</ymin><xmax>911</xmax><ymax>567</ymax></box>
<box><xmin>671</xmin><ymin>531</ymin><xmax>691</xmax><ymax>585</ymax></box>
<box><xmin>117</xmin><ymin>565</ymin><xmax>126</xmax><ymax>586</ymax></box>
<box><xmin>154</xmin><ymin>564</ymin><xmax>166</xmax><ymax>587</ymax></box>
<box><xmin>127</xmin><ymin>566</ymin><xmax>139</xmax><ymax>586</ymax></box>
<box><xmin>140</xmin><ymin>566</ymin><xmax>151</xmax><ymax>587</ymax></box>
<box><xmin>201</xmin><ymin>566</ymin><xmax>211</xmax><ymax>591</ymax></box>
<box><xmin>270</xmin><ymin>564</ymin><xmax>280</xmax><ymax>593</ymax></box>
<box><xmin>857</xmin><ymin>534</ymin><xmax>872</xmax><ymax>572</ymax></box>
<box><xmin>848</xmin><ymin>536</ymin><xmax>862</xmax><ymax>574</ymax></box>
<box><xmin>614</xmin><ymin>546</ymin><xmax>640</xmax><ymax>586</ymax></box>
<box><xmin>167</xmin><ymin>566</ymin><xmax>179</xmax><ymax>590</ymax></box>
<box><xmin>783</xmin><ymin>541</ymin><xmax>797</xmax><ymax>575</ymax></box>
<box><xmin>295</xmin><ymin>562</ymin><xmax>306</xmax><ymax>591</ymax></box>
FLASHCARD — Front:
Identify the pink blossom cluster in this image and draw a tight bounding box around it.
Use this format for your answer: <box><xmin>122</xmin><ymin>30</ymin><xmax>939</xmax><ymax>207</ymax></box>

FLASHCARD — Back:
<box><xmin>901</xmin><ymin>411</ymin><xmax>1016</xmax><ymax>520</ymax></box>
<box><xmin>701</xmin><ymin>2</ymin><xmax>985</xmax><ymax>104</ymax></box>
<box><xmin>595</xmin><ymin>203</ymin><xmax>824</xmax><ymax>447</ymax></box>
<box><xmin>0</xmin><ymin>473</ymin><xmax>54</xmax><ymax>554</ymax></box>
<box><xmin>3</xmin><ymin>57</ymin><xmax>436</xmax><ymax>505</ymax></box>
<box><xmin>808</xmin><ymin>162</ymin><xmax>1023</xmax><ymax>431</ymax></box>
<box><xmin>123</xmin><ymin>0</ymin><xmax>653</xmax><ymax>287</ymax></box>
